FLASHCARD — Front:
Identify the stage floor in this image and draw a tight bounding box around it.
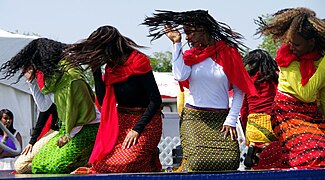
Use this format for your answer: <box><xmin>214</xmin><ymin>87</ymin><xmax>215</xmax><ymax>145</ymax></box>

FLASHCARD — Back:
<box><xmin>1</xmin><ymin>168</ymin><xmax>325</xmax><ymax>180</ymax></box>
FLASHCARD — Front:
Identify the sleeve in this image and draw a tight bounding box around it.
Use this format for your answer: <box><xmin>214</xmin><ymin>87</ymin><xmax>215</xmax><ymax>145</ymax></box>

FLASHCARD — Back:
<box><xmin>64</xmin><ymin>79</ymin><xmax>96</xmax><ymax>135</ymax></box>
<box><xmin>224</xmin><ymin>84</ymin><xmax>243</xmax><ymax>127</ymax></box>
<box><xmin>92</xmin><ymin>68</ymin><xmax>106</xmax><ymax>106</ymax></box>
<box><xmin>27</xmin><ymin>79</ymin><xmax>53</xmax><ymax>112</ymax></box>
<box><xmin>282</xmin><ymin>57</ymin><xmax>325</xmax><ymax>102</ymax></box>
<box><xmin>132</xmin><ymin>71</ymin><xmax>162</xmax><ymax>134</ymax></box>
<box><xmin>171</xmin><ymin>43</ymin><xmax>191</xmax><ymax>81</ymax></box>
<box><xmin>29</xmin><ymin>103</ymin><xmax>56</xmax><ymax>145</ymax></box>
<box><xmin>319</xmin><ymin>87</ymin><xmax>325</xmax><ymax>116</ymax></box>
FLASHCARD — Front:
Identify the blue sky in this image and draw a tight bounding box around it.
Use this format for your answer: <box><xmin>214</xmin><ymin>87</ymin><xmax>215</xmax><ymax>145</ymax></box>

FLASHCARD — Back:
<box><xmin>1</xmin><ymin>0</ymin><xmax>324</xmax><ymax>56</ymax></box>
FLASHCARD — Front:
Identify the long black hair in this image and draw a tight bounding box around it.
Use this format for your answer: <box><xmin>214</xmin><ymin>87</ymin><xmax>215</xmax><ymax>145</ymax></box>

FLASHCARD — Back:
<box><xmin>142</xmin><ymin>9</ymin><xmax>246</xmax><ymax>51</ymax></box>
<box><xmin>0</xmin><ymin>38</ymin><xmax>67</xmax><ymax>83</ymax></box>
<box><xmin>255</xmin><ymin>7</ymin><xmax>325</xmax><ymax>54</ymax></box>
<box><xmin>243</xmin><ymin>49</ymin><xmax>278</xmax><ymax>86</ymax></box>
<box><xmin>65</xmin><ymin>25</ymin><xmax>146</xmax><ymax>71</ymax></box>
<box><xmin>0</xmin><ymin>109</ymin><xmax>16</xmax><ymax>135</ymax></box>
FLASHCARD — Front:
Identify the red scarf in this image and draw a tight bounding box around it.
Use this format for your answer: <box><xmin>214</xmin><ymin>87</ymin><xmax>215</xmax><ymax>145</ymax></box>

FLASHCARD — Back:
<box><xmin>89</xmin><ymin>50</ymin><xmax>152</xmax><ymax>163</ymax></box>
<box><xmin>35</xmin><ymin>71</ymin><xmax>53</xmax><ymax>140</ymax></box>
<box><xmin>276</xmin><ymin>44</ymin><xmax>321</xmax><ymax>86</ymax></box>
<box><xmin>180</xmin><ymin>41</ymin><xmax>257</xmax><ymax>96</ymax></box>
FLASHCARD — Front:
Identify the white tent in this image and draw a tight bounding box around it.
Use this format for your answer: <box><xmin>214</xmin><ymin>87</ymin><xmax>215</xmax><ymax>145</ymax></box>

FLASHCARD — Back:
<box><xmin>0</xmin><ymin>29</ymin><xmax>38</xmax><ymax>148</ymax></box>
<box><xmin>153</xmin><ymin>72</ymin><xmax>179</xmax><ymax>112</ymax></box>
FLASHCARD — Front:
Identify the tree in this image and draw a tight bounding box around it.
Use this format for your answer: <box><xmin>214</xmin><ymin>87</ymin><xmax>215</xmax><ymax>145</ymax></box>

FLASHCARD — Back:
<box><xmin>257</xmin><ymin>35</ymin><xmax>280</xmax><ymax>58</ymax></box>
<box><xmin>83</xmin><ymin>68</ymin><xmax>95</xmax><ymax>91</ymax></box>
<box><xmin>149</xmin><ymin>51</ymin><xmax>172</xmax><ymax>72</ymax></box>
<box><xmin>255</xmin><ymin>14</ymin><xmax>281</xmax><ymax>58</ymax></box>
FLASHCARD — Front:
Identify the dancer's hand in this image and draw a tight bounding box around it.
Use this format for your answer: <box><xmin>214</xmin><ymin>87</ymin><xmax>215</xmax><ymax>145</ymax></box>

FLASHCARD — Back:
<box><xmin>164</xmin><ymin>25</ymin><xmax>181</xmax><ymax>44</ymax></box>
<box><xmin>57</xmin><ymin>135</ymin><xmax>70</xmax><ymax>148</ymax></box>
<box><xmin>220</xmin><ymin>125</ymin><xmax>238</xmax><ymax>140</ymax></box>
<box><xmin>21</xmin><ymin>144</ymin><xmax>33</xmax><ymax>155</ymax></box>
<box><xmin>122</xmin><ymin>130</ymin><xmax>139</xmax><ymax>149</ymax></box>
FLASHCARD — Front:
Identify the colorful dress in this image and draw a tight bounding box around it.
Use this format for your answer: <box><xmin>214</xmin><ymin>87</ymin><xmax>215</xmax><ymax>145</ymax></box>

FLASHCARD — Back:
<box><xmin>240</xmin><ymin>73</ymin><xmax>278</xmax><ymax>147</ymax></box>
<box><xmin>257</xmin><ymin>45</ymin><xmax>325</xmax><ymax>169</ymax></box>
<box><xmin>31</xmin><ymin>61</ymin><xmax>100</xmax><ymax>174</ymax></box>
<box><xmin>74</xmin><ymin>51</ymin><xmax>162</xmax><ymax>174</ymax></box>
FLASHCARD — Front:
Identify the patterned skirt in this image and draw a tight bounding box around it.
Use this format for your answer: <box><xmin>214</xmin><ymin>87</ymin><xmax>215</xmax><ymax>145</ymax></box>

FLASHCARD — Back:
<box><xmin>32</xmin><ymin>123</ymin><xmax>99</xmax><ymax>174</ymax></box>
<box><xmin>245</xmin><ymin>113</ymin><xmax>277</xmax><ymax>147</ymax></box>
<box><xmin>257</xmin><ymin>91</ymin><xmax>325</xmax><ymax>169</ymax></box>
<box><xmin>180</xmin><ymin>107</ymin><xmax>240</xmax><ymax>172</ymax></box>
<box><xmin>91</xmin><ymin>107</ymin><xmax>162</xmax><ymax>173</ymax></box>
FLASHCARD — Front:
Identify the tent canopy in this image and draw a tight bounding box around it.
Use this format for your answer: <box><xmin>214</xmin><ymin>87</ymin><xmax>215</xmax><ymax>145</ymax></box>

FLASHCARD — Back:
<box><xmin>0</xmin><ymin>29</ymin><xmax>38</xmax><ymax>148</ymax></box>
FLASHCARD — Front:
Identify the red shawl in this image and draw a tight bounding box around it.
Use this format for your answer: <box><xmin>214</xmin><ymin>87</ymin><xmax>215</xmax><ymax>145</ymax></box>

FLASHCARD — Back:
<box><xmin>35</xmin><ymin>71</ymin><xmax>52</xmax><ymax>140</ymax></box>
<box><xmin>180</xmin><ymin>40</ymin><xmax>257</xmax><ymax>96</ymax></box>
<box><xmin>89</xmin><ymin>50</ymin><xmax>152</xmax><ymax>163</ymax></box>
<box><xmin>276</xmin><ymin>44</ymin><xmax>321</xmax><ymax>86</ymax></box>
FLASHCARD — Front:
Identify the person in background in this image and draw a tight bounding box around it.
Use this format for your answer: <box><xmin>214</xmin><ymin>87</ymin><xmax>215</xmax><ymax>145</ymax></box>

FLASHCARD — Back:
<box><xmin>240</xmin><ymin>49</ymin><xmax>278</xmax><ymax>168</ymax></box>
<box><xmin>143</xmin><ymin>10</ymin><xmax>257</xmax><ymax>172</ymax></box>
<box><xmin>66</xmin><ymin>25</ymin><xmax>162</xmax><ymax>174</ymax></box>
<box><xmin>254</xmin><ymin>7</ymin><xmax>325</xmax><ymax>169</ymax></box>
<box><xmin>0</xmin><ymin>38</ymin><xmax>100</xmax><ymax>173</ymax></box>
<box><xmin>0</xmin><ymin>109</ymin><xmax>22</xmax><ymax>170</ymax></box>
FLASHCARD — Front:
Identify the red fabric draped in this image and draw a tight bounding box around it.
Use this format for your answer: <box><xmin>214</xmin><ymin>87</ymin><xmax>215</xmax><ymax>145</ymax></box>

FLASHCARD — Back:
<box><xmin>181</xmin><ymin>40</ymin><xmax>257</xmax><ymax>96</ymax></box>
<box><xmin>276</xmin><ymin>44</ymin><xmax>321</xmax><ymax>86</ymax></box>
<box><xmin>88</xmin><ymin>50</ymin><xmax>152</xmax><ymax>164</ymax></box>
<box><xmin>36</xmin><ymin>71</ymin><xmax>52</xmax><ymax>140</ymax></box>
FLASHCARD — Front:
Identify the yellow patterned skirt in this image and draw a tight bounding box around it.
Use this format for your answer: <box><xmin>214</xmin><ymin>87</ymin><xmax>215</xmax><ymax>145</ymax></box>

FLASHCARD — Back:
<box><xmin>245</xmin><ymin>113</ymin><xmax>277</xmax><ymax>146</ymax></box>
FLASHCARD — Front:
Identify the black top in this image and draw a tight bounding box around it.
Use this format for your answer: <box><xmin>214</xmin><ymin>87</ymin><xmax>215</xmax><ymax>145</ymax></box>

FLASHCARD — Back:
<box><xmin>93</xmin><ymin>69</ymin><xmax>162</xmax><ymax>134</ymax></box>
<box><xmin>29</xmin><ymin>103</ymin><xmax>59</xmax><ymax>145</ymax></box>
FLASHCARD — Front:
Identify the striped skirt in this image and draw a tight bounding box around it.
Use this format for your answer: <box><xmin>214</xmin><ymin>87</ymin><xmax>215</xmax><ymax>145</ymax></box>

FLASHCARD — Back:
<box><xmin>180</xmin><ymin>107</ymin><xmax>240</xmax><ymax>172</ymax></box>
<box><xmin>91</xmin><ymin>107</ymin><xmax>162</xmax><ymax>173</ymax></box>
<box><xmin>257</xmin><ymin>91</ymin><xmax>325</xmax><ymax>169</ymax></box>
<box><xmin>32</xmin><ymin>123</ymin><xmax>99</xmax><ymax>174</ymax></box>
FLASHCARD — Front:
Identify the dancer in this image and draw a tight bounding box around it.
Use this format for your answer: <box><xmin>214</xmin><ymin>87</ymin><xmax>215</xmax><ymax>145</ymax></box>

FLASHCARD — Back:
<box><xmin>66</xmin><ymin>25</ymin><xmax>162</xmax><ymax>173</ymax></box>
<box><xmin>143</xmin><ymin>10</ymin><xmax>257</xmax><ymax>171</ymax></box>
<box><xmin>0</xmin><ymin>38</ymin><xmax>100</xmax><ymax>173</ymax></box>
<box><xmin>254</xmin><ymin>7</ymin><xmax>325</xmax><ymax>169</ymax></box>
<box><xmin>14</xmin><ymin>66</ymin><xmax>59</xmax><ymax>174</ymax></box>
<box><xmin>240</xmin><ymin>49</ymin><xmax>278</xmax><ymax>168</ymax></box>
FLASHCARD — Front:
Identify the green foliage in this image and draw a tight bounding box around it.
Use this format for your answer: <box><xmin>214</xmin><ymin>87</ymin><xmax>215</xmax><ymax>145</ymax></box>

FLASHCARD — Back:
<box><xmin>149</xmin><ymin>51</ymin><xmax>172</xmax><ymax>72</ymax></box>
<box><xmin>257</xmin><ymin>35</ymin><xmax>280</xmax><ymax>58</ymax></box>
<box><xmin>255</xmin><ymin>14</ymin><xmax>281</xmax><ymax>58</ymax></box>
<box><xmin>83</xmin><ymin>68</ymin><xmax>95</xmax><ymax>90</ymax></box>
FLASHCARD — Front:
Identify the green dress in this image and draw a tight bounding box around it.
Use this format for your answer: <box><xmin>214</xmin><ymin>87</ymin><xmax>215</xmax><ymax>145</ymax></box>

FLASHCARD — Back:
<box><xmin>32</xmin><ymin>61</ymin><xmax>99</xmax><ymax>174</ymax></box>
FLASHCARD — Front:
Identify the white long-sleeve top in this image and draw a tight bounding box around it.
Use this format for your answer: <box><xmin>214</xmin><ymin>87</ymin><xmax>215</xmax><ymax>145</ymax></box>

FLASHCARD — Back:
<box><xmin>172</xmin><ymin>42</ymin><xmax>243</xmax><ymax>127</ymax></box>
<box><xmin>27</xmin><ymin>79</ymin><xmax>100</xmax><ymax>138</ymax></box>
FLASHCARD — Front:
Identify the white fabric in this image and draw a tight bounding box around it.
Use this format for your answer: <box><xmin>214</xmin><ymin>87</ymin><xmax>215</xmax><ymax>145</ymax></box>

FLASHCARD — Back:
<box><xmin>171</xmin><ymin>42</ymin><xmax>243</xmax><ymax>127</ymax></box>
<box><xmin>0</xmin><ymin>131</ymin><xmax>19</xmax><ymax>171</ymax></box>
<box><xmin>0</xmin><ymin>157</ymin><xmax>16</xmax><ymax>170</ymax></box>
<box><xmin>27</xmin><ymin>79</ymin><xmax>53</xmax><ymax>112</ymax></box>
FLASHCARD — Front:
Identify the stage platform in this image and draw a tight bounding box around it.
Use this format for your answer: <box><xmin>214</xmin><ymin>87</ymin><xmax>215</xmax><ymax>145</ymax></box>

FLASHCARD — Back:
<box><xmin>1</xmin><ymin>168</ymin><xmax>325</xmax><ymax>180</ymax></box>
